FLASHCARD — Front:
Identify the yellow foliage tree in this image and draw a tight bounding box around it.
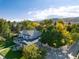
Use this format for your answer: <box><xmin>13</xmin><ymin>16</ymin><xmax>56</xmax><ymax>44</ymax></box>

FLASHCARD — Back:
<box><xmin>23</xmin><ymin>44</ymin><xmax>42</xmax><ymax>59</ymax></box>
<box><xmin>56</xmin><ymin>23</ymin><xmax>65</xmax><ymax>32</ymax></box>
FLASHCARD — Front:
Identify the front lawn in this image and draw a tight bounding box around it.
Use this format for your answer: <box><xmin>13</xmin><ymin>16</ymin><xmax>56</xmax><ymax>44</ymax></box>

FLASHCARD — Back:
<box><xmin>0</xmin><ymin>47</ymin><xmax>22</xmax><ymax>59</ymax></box>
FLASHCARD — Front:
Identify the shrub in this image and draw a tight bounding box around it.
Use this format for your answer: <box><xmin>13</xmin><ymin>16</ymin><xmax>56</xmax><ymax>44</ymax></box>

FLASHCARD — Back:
<box><xmin>23</xmin><ymin>44</ymin><xmax>46</xmax><ymax>59</ymax></box>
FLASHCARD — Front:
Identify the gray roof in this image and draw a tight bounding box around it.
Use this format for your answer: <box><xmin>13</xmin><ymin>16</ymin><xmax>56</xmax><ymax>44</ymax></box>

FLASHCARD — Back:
<box><xmin>14</xmin><ymin>30</ymin><xmax>41</xmax><ymax>44</ymax></box>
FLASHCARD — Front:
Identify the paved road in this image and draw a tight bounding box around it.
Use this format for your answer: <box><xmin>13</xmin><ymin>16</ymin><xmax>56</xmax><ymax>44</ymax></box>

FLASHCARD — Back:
<box><xmin>68</xmin><ymin>41</ymin><xmax>79</xmax><ymax>56</ymax></box>
<box><xmin>45</xmin><ymin>48</ymin><xmax>70</xmax><ymax>59</ymax></box>
<box><xmin>44</xmin><ymin>40</ymin><xmax>79</xmax><ymax>59</ymax></box>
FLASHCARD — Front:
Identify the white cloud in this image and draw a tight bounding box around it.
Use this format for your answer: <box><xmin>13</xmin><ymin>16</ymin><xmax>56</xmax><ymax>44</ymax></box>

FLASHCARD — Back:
<box><xmin>27</xmin><ymin>5</ymin><xmax>79</xmax><ymax>21</ymax></box>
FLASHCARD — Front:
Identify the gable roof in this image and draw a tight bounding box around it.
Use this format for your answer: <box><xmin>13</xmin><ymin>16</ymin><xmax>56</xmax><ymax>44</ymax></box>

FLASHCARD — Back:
<box><xmin>14</xmin><ymin>29</ymin><xmax>41</xmax><ymax>45</ymax></box>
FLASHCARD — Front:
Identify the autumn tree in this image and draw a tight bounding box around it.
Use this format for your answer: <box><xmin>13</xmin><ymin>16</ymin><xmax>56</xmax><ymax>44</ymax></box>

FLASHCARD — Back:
<box><xmin>23</xmin><ymin>44</ymin><xmax>45</xmax><ymax>59</ymax></box>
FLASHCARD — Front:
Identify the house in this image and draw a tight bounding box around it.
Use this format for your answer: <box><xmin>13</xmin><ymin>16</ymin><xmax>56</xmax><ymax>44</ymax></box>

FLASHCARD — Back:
<box><xmin>13</xmin><ymin>29</ymin><xmax>41</xmax><ymax>50</ymax></box>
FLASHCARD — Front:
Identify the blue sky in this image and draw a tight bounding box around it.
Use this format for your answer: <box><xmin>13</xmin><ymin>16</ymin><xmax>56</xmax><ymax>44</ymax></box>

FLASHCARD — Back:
<box><xmin>0</xmin><ymin>0</ymin><xmax>79</xmax><ymax>21</ymax></box>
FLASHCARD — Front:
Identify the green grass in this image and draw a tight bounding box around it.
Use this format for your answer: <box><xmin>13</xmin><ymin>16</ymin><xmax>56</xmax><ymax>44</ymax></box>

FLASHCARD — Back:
<box><xmin>0</xmin><ymin>44</ymin><xmax>4</xmax><ymax>50</ymax></box>
<box><xmin>0</xmin><ymin>42</ymin><xmax>5</xmax><ymax>50</ymax></box>
<box><xmin>4</xmin><ymin>41</ymin><xmax>15</xmax><ymax>48</ymax></box>
<box><xmin>0</xmin><ymin>47</ymin><xmax>10</xmax><ymax>56</ymax></box>
<box><xmin>0</xmin><ymin>37</ymin><xmax>23</xmax><ymax>59</ymax></box>
<box><xmin>0</xmin><ymin>47</ymin><xmax>22</xmax><ymax>59</ymax></box>
<box><xmin>0</xmin><ymin>41</ymin><xmax>14</xmax><ymax>50</ymax></box>
<box><xmin>0</xmin><ymin>40</ymin><xmax>15</xmax><ymax>50</ymax></box>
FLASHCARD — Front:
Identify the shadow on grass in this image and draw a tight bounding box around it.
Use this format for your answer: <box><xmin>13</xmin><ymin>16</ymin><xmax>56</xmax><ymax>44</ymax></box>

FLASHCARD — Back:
<box><xmin>4</xmin><ymin>49</ymin><xmax>22</xmax><ymax>59</ymax></box>
<box><xmin>4</xmin><ymin>41</ymin><xmax>15</xmax><ymax>48</ymax></box>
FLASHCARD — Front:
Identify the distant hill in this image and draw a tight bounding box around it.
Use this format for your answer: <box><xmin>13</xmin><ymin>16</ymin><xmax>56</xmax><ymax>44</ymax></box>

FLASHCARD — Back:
<box><xmin>63</xmin><ymin>17</ymin><xmax>79</xmax><ymax>22</ymax></box>
<box><xmin>51</xmin><ymin>17</ymin><xmax>79</xmax><ymax>24</ymax></box>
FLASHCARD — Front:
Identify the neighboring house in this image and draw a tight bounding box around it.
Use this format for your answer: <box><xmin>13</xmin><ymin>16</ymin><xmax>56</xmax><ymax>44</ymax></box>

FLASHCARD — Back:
<box><xmin>13</xmin><ymin>29</ymin><xmax>41</xmax><ymax>50</ymax></box>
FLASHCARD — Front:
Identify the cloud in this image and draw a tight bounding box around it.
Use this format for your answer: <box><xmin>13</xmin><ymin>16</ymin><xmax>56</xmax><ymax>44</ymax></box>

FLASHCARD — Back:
<box><xmin>27</xmin><ymin>5</ymin><xmax>79</xmax><ymax>21</ymax></box>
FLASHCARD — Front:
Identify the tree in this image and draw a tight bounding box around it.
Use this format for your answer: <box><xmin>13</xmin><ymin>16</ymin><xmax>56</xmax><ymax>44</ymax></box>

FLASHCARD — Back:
<box><xmin>40</xmin><ymin>19</ymin><xmax>53</xmax><ymax>28</ymax></box>
<box><xmin>56</xmin><ymin>20</ymin><xmax>65</xmax><ymax>32</ymax></box>
<box><xmin>0</xmin><ymin>21</ymin><xmax>11</xmax><ymax>39</ymax></box>
<box><xmin>71</xmin><ymin>24</ymin><xmax>79</xmax><ymax>33</ymax></box>
<box><xmin>40</xmin><ymin>25</ymin><xmax>66</xmax><ymax>48</ymax></box>
<box><xmin>40</xmin><ymin>20</ymin><xmax>74</xmax><ymax>48</ymax></box>
<box><xmin>23</xmin><ymin>44</ymin><xmax>45</xmax><ymax>59</ymax></box>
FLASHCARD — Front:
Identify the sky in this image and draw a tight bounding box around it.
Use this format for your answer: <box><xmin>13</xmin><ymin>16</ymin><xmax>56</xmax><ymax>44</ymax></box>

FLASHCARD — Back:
<box><xmin>0</xmin><ymin>0</ymin><xmax>79</xmax><ymax>21</ymax></box>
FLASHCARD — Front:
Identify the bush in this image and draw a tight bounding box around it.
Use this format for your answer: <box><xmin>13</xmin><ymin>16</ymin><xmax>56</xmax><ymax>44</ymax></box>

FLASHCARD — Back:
<box><xmin>23</xmin><ymin>44</ymin><xmax>46</xmax><ymax>59</ymax></box>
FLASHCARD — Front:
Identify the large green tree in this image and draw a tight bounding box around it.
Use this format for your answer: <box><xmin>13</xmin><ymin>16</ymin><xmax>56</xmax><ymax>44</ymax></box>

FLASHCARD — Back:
<box><xmin>0</xmin><ymin>20</ymin><xmax>11</xmax><ymax>38</ymax></box>
<box><xmin>40</xmin><ymin>20</ymin><xmax>74</xmax><ymax>48</ymax></box>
